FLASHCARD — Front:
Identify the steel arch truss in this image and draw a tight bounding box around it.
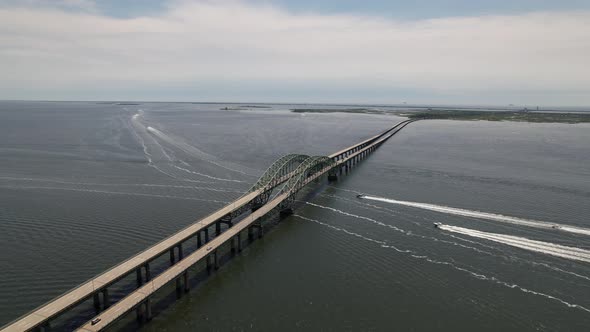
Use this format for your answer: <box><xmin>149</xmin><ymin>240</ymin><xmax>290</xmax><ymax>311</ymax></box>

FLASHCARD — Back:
<box><xmin>276</xmin><ymin>156</ymin><xmax>336</xmax><ymax>208</ymax></box>
<box><xmin>242</xmin><ymin>153</ymin><xmax>310</xmax><ymax>210</ymax></box>
<box><xmin>246</xmin><ymin>154</ymin><xmax>310</xmax><ymax>193</ymax></box>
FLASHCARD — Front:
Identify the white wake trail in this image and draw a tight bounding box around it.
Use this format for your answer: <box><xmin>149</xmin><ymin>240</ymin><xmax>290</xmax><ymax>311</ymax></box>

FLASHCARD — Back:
<box><xmin>130</xmin><ymin>113</ymin><xmax>245</xmax><ymax>186</ymax></box>
<box><xmin>306</xmin><ymin>200</ymin><xmax>494</xmax><ymax>255</ymax></box>
<box><xmin>172</xmin><ymin>165</ymin><xmax>246</xmax><ymax>183</ymax></box>
<box><xmin>438</xmin><ymin>225</ymin><xmax>590</xmax><ymax>263</ymax></box>
<box><xmin>130</xmin><ymin>113</ymin><xmax>182</xmax><ymax>180</ymax></box>
<box><xmin>146</xmin><ymin>126</ymin><xmax>256</xmax><ymax>177</ymax></box>
<box><xmin>319</xmin><ymin>193</ymin><xmax>590</xmax><ymax>281</ymax></box>
<box><xmin>294</xmin><ymin>214</ymin><xmax>590</xmax><ymax>314</ymax></box>
<box><xmin>361</xmin><ymin>195</ymin><xmax>590</xmax><ymax>237</ymax></box>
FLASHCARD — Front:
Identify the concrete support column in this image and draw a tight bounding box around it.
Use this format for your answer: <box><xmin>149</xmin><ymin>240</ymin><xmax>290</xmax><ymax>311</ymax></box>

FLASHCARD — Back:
<box><xmin>248</xmin><ymin>226</ymin><xmax>254</xmax><ymax>241</ymax></box>
<box><xmin>102</xmin><ymin>288</ymin><xmax>110</xmax><ymax>309</ymax></box>
<box><xmin>214</xmin><ymin>250</ymin><xmax>219</xmax><ymax>270</ymax></box>
<box><xmin>93</xmin><ymin>293</ymin><xmax>100</xmax><ymax>313</ymax></box>
<box><xmin>230</xmin><ymin>236</ymin><xmax>236</xmax><ymax>254</ymax></box>
<box><xmin>169</xmin><ymin>248</ymin><xmax>175</xmax><ymax>265</ymax></box>
<box><xmin>237</xmin><ymin>233</ymin><xmax>242</xmax><ymax>252</ymax></box>
<box><xmin>183</xmin><ymin>271</ymin><xmax>190</xmax><ymax>293</ymax></box>
<box><xmin>145</xmin><ymin>263</ymin><xmax>151</xmax><ymax>281</ymax></box>
<box><xmin>215</xmin><ymin>221</ymin><xmax>221</xmax><ymax>236</ymax></box>
<box><xmin>136</xmin><ymin>268</ymin><xmax>143</xmax><ymax>287</ymax></box>
<box><xmin>177</xmin><ymin>244</ymin><xmax>183</xmax><ymax>260</ymax></box>
<box><xmin>38</xmin><ymin>322</ymin><xmax>51</xmax><ymax>332</ymax></box>
<box><xmin>145</xmin><ymin>297</ymin><xmax>152</xmax><ymax>321</ymax></box>
<box><xmin>204</xmin><ymin>228</ymin><xmax>209</xmax><ymax>243</ymax></box>
<box><xmin>136</xmin><ymin>303</ymin><xmax>144</xmax><ymax>323</ymax></box>
<box><xmin>175</xmin><ymin>277</ymin><xmax>182</xmax><ymax>297</ymax></box>
<box><xmin>197</xmin><ymin>231</ymin><xmax>202</xmax><ymax>247</ymax></box>
<box><xmin>206</xmin><ymin>255</ymin><xmax>212</xmax><ymax>272</ymax></box>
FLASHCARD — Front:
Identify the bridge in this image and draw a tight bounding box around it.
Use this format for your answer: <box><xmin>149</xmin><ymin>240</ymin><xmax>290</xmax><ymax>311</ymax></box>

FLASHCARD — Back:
<box><xmin>1</xmin><ymin>119</ymin><xmax>414</xmax><ymax>332</ymax></box>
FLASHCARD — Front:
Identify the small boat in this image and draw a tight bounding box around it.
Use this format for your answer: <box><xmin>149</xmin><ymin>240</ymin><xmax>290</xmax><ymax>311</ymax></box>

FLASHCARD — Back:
<box><xmin>356</xmin><ymin>194</ymin><xmax>364</xmax><ymax>199</ymax></box>
<box><xmin>433</xmin><ymin>222</ymin><xmax>442</xmax><ymax>228</ymax></box>
<box><xmin>551</xmin><ymin>225</ymin><xmax>562</xmax><ymax>230</ymax></box>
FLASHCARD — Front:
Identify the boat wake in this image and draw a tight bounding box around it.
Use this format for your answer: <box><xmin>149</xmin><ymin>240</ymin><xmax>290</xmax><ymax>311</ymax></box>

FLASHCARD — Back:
<box><xmin>438</xmin><ymin>224</ymin><xmax>590</xmax><ymax>263</ymax></box>
<box><xmin>360</xmin><ymin>195</ymin><xmax>590</xmax><ymax>237</ymax></box>
<box><xmin>146</xmin><ymin>126</ymin><xmax>257</xmax><ymax>177</ymax></box>
<box><xmin>129</xmin><ymin>112</ymin><xmax>249</xmax><ymax>184</ymax></box>
<box><xmin>294</xmin><ymin>214</ymin><xmax>590</xmax><ymax>314</ymax></box>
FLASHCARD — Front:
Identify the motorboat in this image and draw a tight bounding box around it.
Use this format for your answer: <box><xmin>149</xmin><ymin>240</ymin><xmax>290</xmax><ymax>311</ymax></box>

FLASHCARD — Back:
<box><xmin>356</xmin><ymin>194</ymin><xmax>364</xmax><ymax>199</ymax></box>
<box><xmin>433</xmin><ymin>222</ymin><xmax>442</xmax><ymax>228</ymax></box>
<box><xmin>551</xmin><ymin>225</ymin><xmax>562</xmax><ymax>230</ymax></box>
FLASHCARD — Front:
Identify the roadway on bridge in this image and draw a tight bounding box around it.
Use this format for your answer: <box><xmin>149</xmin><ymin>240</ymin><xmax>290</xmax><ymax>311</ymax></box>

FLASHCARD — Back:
<box><xmin>1</xmin><ymin>120</ymin><xmax>412</xmax><ymax>332</ymax></box>
<box><xmin>75</xmin><ymin>121</ymin><xmax>412</xmax><ymax>331</ymax></box>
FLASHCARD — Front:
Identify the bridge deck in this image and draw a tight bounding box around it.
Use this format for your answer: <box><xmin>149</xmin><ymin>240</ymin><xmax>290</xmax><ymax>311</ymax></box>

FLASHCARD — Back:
<box><xmin>2</xmin><ymin>120</ymin><xmax>411</xmax><ymax>332</ymax></box>
<box><xmin>1</xmin><ymin>191</ymin><xmax>260</xmax><ymax>332</ymax></box>
<box><xmin>75</xmin><ymin>121</ymin><xmax>412</xmax><ymax>331</ymax></box>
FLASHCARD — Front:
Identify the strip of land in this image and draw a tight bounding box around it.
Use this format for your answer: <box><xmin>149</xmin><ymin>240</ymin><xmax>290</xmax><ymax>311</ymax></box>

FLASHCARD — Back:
<box><xmin>289</xmin><ymin>108</ymin><xmax>590</xmax><ymax>124</ymax></box>
<box><xmin>404</xmin><ymin>110</ymin><xmax>590</xmax><ymax>123</ymax></box>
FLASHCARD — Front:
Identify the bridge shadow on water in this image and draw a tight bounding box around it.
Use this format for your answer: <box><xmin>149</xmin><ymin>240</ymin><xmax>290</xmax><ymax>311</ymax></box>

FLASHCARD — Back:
<box><xmin>106</xmin><ymin>179</ymin><xmax>336</xmax><ymax>331</ymax></box>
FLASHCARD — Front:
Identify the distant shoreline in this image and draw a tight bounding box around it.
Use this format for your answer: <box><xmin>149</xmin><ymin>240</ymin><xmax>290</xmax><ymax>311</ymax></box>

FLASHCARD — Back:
<box><xmin>290</xmin><ymin>108</ymin><xmax>590</xmax><ymax>124</ymax></box>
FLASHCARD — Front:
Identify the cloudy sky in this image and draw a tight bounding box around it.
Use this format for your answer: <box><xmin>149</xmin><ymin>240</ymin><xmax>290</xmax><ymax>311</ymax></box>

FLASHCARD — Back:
<box><xmin>1</xmin><ymin>0</ymin><xmax>589</xmax><ymax>106</ymax></box>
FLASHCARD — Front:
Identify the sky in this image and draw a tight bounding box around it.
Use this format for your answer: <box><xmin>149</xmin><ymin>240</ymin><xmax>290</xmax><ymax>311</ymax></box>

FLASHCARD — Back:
<box><xmin>1</xmin><ymin>0</ymin><xmax>590</xmax><ymax>106</ymax></box>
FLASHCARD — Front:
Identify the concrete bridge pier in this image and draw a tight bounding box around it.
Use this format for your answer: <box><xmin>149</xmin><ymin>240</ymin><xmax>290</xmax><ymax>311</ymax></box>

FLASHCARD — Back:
<box><xmin>93</xmin><ymin>288</ymin><xmax>111</xmax><ymax>313</ymax></box>
<box><xmin>248</xmin><ymin>226</ymin><xmax>254</xmax><ymax>241</ymax></box>
<box><xmin>183</xmin><ymin>271</ymin><xmax>190</xmax><ymax>293</ymax></box>
<box><xmin>328</xmin><ymin>169</ymin><xmax>338</xmax><ymax>182</ymax></box>
<box><xmin>204</xmin><ymin>228</ymin><xmax>209</xmax><ymax>243</ymax></box>
<box><xmin>215</xmin><ymin>221</ymin><xmax>221</xmax><ymax>236</ymax></box>
<box><xmin>34</xmin><ymin>322</ymin><xmax>51</xmax><ymax>332</ymax></box>
<box><xmin>237</xmin><ymin>233</ymin><xmax>242</xmax><ymax>252</ymax></box>
<box><xmin>280</xmin><ymin>208</ymin><xmax>293</xmax><ymax>217</ymax></box>
<box><xmin>135</xmin><ymin>263</ymin><xmax>152</xmax><ymax>287</ymax></box>
<box><xmin>169</xmin><ymin>249</ymin><xmax>175</xmax><ymax>265</ymax></box>
<box><xmin>175</xmin><ymin>277</ymin><xmax>182</xmax><ymax>298</ymax></box>
<box><xmin>221</xmin><ymin>218</ymin><xmax>233</xmax><ymax>228</ymax></box>
<box><xmin>136</xmin><ymin>268</ymin><xmax>142</xmax><ymax>287</ymax></box>
<box><xmin>145</xmin><ymin>297</ymin><xmax>152</xmax><ymax>321</ymax></box>
<box><xmin>214</xmin><ymin>250</ymin><xmax>219</xmax><ymax>270</ymax></box>
<box><xmin>102</xmin><ymin>289</ymin><xmax>110</xmax><ymax>309</ymax></box>
<box><xmin>145</xmin><ymin>263</ymin><xmax>151</xmax><ymax>281</ymax></box>
<box><xmin>257</xmin><ymin>224</ymin><xmax>264</xmax><ymax>238</ymax></box>
<box><xmin>197</xmin><ymin>231</ymin><xmax>202</xmax><ymax>247</ymax></box>
<box><xmin>136</xmin><ymin>297</ymin><xmax>152</xmax><ymax>323</ymax></box>
<box><xmin>206</xmin><ymin>251</ymin><xmax>219</xmax><ymax>273</ymax></box>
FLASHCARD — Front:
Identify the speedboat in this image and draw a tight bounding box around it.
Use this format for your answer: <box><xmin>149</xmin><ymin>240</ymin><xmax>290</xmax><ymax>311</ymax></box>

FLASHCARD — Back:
<box><xmin>433</xmin><ymin>222</ymin><xmax>442</xmax><ymax>228</ymax></box>
<box><xmin>356</xmin><ymin>194</ymin><xmax>364</xmax><ymax>199</ymax></box>
<box><xmin>551</xmin><ymin>225</ymin><xmax>562</xmax><ymax>230</ymax></box>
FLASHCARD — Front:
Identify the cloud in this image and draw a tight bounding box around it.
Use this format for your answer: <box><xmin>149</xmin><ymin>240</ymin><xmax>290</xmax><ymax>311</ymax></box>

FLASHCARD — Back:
<box><xmin>1</xmin><ymin>0</ymin><xmax>589</xmax><ymax>104</ymax></box>
<box><xmin>0</xmin><ymin>0</ymin><xmax>97</xmax><ymax>12</ymax></box>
